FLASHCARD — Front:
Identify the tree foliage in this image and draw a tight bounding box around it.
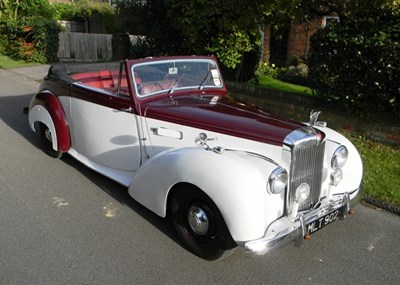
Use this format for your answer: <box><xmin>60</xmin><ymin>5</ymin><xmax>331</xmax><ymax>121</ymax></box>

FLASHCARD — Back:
<box><xmin>115</xmin><ymin>0</ymin><xmax>270</xmax><ymax>81</ymax></box>
<box><xmin>0</xmin><ymin>0</ymin><xmax>53</xmax><ymax>20</ymax></box>
<box><xmin>114</xmin><ymin>0</ymin><xmax>184</xmax><ymax>57</ymax></box>
<box><xmin>168</xmin><ymin>0</ymin><xmax>263</xmax><ymax>75</ymax></box>
<box><xmin>308</xmin><ymin>1</ymin><xmax>400</xmax><ymax>117</ymax></box>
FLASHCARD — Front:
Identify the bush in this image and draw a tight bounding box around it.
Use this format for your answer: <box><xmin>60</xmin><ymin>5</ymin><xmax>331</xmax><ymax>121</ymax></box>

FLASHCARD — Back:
<box><xmin>31</xmin><ymin>18</ymin><xmax>62</xmax><ymax>63</ymax></box>
<box><xmin>308</xmin><ymin>5</ymin><xmax>400</xmax><ymax>117</ymax></box>
<box><xmin>17</xmin><ymin>0</ymin><xmax>54</xmax><ymax>18</ymax></box>
<box><xmin>0</xmin><ymin>17</ymin><xmax>61</xmax><ymax>63</ymax></box>
<box><xmin>52</xmin><ymin>2</ymin><xmax>83</xmax><ymax>22</ymax></box>
<box><xmin>277</xmin><ymin>63</ymin><xmax>309</xmax><ymax>86</ymax></box>
<box><xmin>256</xmin><ymin>63</ymin><xmax>279</xmax><ymax>79</ymax></box>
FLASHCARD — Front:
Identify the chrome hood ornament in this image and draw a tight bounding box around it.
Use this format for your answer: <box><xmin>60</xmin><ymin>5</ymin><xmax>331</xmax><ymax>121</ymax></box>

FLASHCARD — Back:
<box><xmin>301</xmin><ymin>110</ymin><xmax>327</xmax><ymax>142</ymax></box>
<box><xmin>309</xmin><ymin>110</ymin><xmax>321</xmax><ymax>127</ymax></box>
<box><xmin>309</xmin><ymin>110</ymin><xmax>327</xmax><ymax>128</ymax></box>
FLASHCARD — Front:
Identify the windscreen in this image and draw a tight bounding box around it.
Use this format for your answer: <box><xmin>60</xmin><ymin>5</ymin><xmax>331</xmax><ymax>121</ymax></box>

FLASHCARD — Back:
<box><xmin>132</xmin><ymin>59</ymin><xmax>223</xmax><ymax>97</ymax></box>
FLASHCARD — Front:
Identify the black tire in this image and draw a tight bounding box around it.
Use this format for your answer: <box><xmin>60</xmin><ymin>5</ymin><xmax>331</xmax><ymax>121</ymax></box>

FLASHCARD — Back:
<box><xmin>170</xmin><ymin>185</ymin><xmax>237</xmax><ymax>260</ymax></box>
<box><xmin>39</xmin><ymin>123</ymin><xmax>63</xmax><ymax>158</ymax></box>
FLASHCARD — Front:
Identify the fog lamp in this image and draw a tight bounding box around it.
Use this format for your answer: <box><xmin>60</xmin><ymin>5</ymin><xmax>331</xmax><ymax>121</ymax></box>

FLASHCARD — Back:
<box><xmin>330</xmin><ymin>169</ymin><xmax>343</xmax><ymax>186</ymax></box>
<box><xmin>295</xmin><ymin>183</ymin><xmax>310</xmax><ymax>203</ymax></box>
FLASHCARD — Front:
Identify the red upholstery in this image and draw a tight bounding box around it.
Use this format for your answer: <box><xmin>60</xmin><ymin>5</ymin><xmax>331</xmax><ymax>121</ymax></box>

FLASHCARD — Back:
<box><xmin>71</xmin><ymin>70</ymin><xmax>129</xmax><ymax>90</ymax></box>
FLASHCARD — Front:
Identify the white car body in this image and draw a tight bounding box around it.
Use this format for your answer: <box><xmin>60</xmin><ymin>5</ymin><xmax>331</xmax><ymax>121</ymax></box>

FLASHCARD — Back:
<box><xmin>28</xmin><ymin>56</ymin><xmax>363</xmax><ymax>259</ymax></box>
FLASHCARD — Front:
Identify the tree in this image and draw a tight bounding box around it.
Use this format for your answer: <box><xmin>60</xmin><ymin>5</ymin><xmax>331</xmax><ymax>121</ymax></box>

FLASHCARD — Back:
<box><xmin>115</xmin><ymin>0</ymin><xmax>272</xmax><ymax>80</ymax></box>
<box><xmin>307</xmin><ymin>0</ymin><xmax>400</xmax><ymax>116</ymax></box>
<box><xmin>0</xmin><ymin>0</ymin><xmax>54</xmax><ymax>20</ymax></box>
<box><xmin>114</xmin><ymin>0</ymin><xmax>185</xmax><ymax>57</ymax></box>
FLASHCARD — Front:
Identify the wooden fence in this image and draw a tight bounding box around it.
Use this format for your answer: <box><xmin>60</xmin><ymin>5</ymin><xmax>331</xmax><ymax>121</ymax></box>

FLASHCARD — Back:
<box><xmin>58</xmin><ymin>32</ymin><xmax>113</xmax><ymax>62</ymax></box>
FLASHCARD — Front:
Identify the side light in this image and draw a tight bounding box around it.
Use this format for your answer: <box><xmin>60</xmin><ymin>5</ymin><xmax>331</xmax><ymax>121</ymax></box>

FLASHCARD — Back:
<box><xmin>331</xmin><ymin>145</ymin><xmax>348</xmax><ymax>169</ymax></box>
<box><xmin>268</xmin><ymin>167</ymin><xmax>288</xmax><ymax>194</ymax></box>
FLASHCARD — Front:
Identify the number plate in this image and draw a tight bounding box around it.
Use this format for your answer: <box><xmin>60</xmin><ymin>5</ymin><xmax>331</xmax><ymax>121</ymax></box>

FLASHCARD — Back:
<box><xmin>305</xmin><ymin>206</ymin><xmax>344</xmax><ymax>236</ymax></box>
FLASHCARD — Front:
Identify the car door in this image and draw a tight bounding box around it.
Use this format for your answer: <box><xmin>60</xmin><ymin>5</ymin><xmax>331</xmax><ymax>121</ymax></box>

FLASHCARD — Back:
<box><xmin>68</xmin><ymin>86</ymin><xmax>142</xmax><ymax>172</ymax></box>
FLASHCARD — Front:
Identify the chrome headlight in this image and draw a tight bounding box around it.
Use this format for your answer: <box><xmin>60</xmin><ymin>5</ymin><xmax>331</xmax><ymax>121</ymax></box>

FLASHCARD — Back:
<box><xmin>268</xmin><ymin>167</ymin><xmax>288</xmax><ymax>194</ymax></box>
<box><xmin>331</xmin><ymin>145</ymin><xmax>348</xmax><ymax>169</ymax></box>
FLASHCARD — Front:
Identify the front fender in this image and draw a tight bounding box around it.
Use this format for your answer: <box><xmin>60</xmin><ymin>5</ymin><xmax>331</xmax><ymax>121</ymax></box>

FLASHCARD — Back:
<box><xmin>129</xmin><ymin>147</ymin><xmax>285</xmax><ymax>242</ymax></box>
<box><xmin>29</xmin><ymin>90</ymin><xmax>70</xmax><ymax>152</ymax></box>
<box><xmin>317</xmin><ymin>126</ymin><xmax>363</xmax><ymax>197</ymax></box>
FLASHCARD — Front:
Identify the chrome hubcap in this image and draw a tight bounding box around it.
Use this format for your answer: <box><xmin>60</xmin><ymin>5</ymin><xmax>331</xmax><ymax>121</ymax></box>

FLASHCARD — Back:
<box><xmin>188</xmin><ymin>206</ymin><xmax>209</xmax><ymax>235</ymax></box>
<box><xmin>44</xmin><ymin>128</ymin><xmax>52</xmax><ymax>142</ymax></box>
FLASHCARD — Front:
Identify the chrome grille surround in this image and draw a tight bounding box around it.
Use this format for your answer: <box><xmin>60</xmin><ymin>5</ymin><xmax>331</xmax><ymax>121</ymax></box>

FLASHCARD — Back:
<box><xmin>283</xmin><ymin>128</ymin><xmax>326</xmax><ymax>212</ymax></box>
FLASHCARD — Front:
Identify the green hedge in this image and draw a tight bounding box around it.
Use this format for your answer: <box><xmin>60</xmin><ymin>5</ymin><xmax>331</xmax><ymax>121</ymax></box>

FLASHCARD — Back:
<box><xmin>0</xmin><ymin>17</ymin><xmax>61</xmax><ymax>63</ymax></box>
<box><xmin>308</xmin><ymin>5</ymin><xmax>400</xmax><ymax>117</ymax></box>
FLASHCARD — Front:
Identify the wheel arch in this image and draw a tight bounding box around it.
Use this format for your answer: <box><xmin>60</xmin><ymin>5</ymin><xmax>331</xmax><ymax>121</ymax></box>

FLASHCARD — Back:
<box><xmin>166</xmin><ymin>182</ymin><xmax>200</xmax><ymax>218</ymax></box>
<box><xmin>29</xmin><ymin>90</ymin><xmax>71</xmax><ymax>153</ymax></box>
<box><xmin>129</xmin><ymin>147</ymin><xmax>284</xmax><ymax>242</ymax></box>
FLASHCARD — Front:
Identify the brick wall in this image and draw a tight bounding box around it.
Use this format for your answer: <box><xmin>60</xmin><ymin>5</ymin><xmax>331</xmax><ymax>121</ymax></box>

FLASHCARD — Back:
<box><xmin>286</xmin><ymin>18</ymin><xmax>322</xmax><ymax>64</ymax></box>
<box><xmin>262</xmin><ymin>25</ymin><xmax>272</xmax><ymax>63</ymax></box>
<box><xmin>262</xmin><ymin>18</ymin><xmax>323</xmax><ymax>65</ymax></box>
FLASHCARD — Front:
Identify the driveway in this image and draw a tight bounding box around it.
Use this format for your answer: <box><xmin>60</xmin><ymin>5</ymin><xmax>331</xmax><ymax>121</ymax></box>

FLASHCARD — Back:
<box><xmin>0</xmin><ymin>65</ymin><xmax>399</xmax><ymax>284</ymax></box>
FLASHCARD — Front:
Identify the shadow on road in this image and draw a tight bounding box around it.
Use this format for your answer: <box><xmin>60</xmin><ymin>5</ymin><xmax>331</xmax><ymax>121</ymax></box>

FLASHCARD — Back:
<box><xmin>0</xmin><ymin>94</ymin><xmax>37</xmax><ymax>142</ymax></box>
<box><xmin>61</xmin><ymin>154</ymin><xmax>180</xmax><ymax>246</ymax></box>
<box><xmin>0</xmin><ymin>93</ymin><xmax>182</xmax><ymax>252</ymax></box>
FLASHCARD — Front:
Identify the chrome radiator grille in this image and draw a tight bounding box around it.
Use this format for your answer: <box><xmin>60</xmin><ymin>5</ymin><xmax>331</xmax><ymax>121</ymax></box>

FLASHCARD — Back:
<box><xmin>288</xmin><ymin>138</ymin><xmax>325</xmax><ymax>211</ymax></box>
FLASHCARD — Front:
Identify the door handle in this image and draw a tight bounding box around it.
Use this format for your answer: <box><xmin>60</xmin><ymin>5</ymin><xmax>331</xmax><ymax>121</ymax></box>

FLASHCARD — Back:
<box><xmin>151</xmin><ymin>127</ymin><xmax>183</xmax><ymax>139</ymax></box>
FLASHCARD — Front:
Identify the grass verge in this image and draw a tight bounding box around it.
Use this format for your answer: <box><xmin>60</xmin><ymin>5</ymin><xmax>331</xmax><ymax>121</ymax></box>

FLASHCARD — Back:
<box><xmin>343</xmin><ymin>131</ymin><xmax>400</xmax><ymax>208</ymax></box>
<box><xmin>0</xmin><ymin>54</ymin><xmax>38</xmax><ymax>69</ymax></box>
<box><xmin>257</xmin><ymin>76</ymin><xmax>313</xmax><ymax>96</ymax></box>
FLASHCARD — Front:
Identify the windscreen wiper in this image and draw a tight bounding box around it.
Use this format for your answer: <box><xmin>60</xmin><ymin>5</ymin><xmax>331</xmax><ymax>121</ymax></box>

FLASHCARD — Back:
<box><xmin>198</xmin><ymin>69</ymin><xmax>210</xmax><ymax>90</ymax></box>
<box><xmin>168</xmin><ymin>73</ymin><xmax>185</xmax><ymax>94</ymax></box>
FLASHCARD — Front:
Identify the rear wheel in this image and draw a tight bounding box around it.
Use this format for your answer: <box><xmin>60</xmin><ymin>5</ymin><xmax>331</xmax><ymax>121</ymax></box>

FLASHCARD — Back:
<box><xmin>39</xmin><ymin>123</ymin><xmax>62</xmax><ymax>158</ymax></box>
<box><xmin>170</xmin><ymin>186</ymin><xmax>237</xmax><ymax>260</ymax></box>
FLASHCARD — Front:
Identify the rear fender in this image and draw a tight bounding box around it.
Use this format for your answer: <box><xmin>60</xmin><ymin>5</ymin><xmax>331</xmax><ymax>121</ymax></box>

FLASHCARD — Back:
<box><xmin>128</xmin><ymin>147</ymin><xmax>285</xmax><ymax>242</ymax></box>
<box><xmin>29</xmin><ymin>90</ymin><xmax>70</xmax><ymax>152</ymax></box>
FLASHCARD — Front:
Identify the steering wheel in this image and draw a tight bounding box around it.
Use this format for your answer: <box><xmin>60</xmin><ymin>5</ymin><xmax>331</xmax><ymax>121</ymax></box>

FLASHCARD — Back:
<box><xmin>138</xmin><ymin>82</ymin><xmax>164</xmax><ymax>95</ymax></box>
<box><xmin>168</xmin><ymin>73</ymin><xmax>186</xmax><ymax>89</ymax></box>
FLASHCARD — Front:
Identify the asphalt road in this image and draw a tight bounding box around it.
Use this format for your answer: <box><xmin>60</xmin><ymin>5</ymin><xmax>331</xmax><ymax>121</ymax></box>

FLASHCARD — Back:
<box><xmin>1</xmin><ymin>66</ymin><xmax>399</xmax><ymax>285</ymax></box>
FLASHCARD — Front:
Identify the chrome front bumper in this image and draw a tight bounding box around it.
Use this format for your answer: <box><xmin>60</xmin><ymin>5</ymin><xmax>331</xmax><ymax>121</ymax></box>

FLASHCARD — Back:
<box><xmin>244</xmin><ymin>186</ymin><xmax>362</xmax><ymax>256</ymax></box>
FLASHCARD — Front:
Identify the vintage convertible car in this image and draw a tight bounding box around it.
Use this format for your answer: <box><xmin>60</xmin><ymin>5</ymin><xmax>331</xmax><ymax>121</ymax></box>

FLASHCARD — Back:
<box><xmin>28</xmin><ymin>56</ymin><xmax>363</xmax><ymax>260</ymax></box>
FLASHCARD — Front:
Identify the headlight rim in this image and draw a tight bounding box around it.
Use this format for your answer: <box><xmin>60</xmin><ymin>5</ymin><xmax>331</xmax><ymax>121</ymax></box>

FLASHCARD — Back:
<box><xmin>268</xmin><ymin>166</ymin><xmax>288</xmax><ymax>194</ymax></box>
<box><xmin>331</xmin><ymin>145</ymin><xmax>348</xmax><ymax>169</ymax></box>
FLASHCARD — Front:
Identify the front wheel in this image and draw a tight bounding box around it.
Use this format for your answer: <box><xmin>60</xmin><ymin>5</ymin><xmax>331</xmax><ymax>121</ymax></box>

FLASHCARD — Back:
<box><xmin>39</xmin><ymin>123</ymin><xmax>62</xmax><ymax>158</ymax></box>
<box><xmin>170</xmin><ymin>186</ymin><xmax>237</xmax><ymax>260</ymax></box>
